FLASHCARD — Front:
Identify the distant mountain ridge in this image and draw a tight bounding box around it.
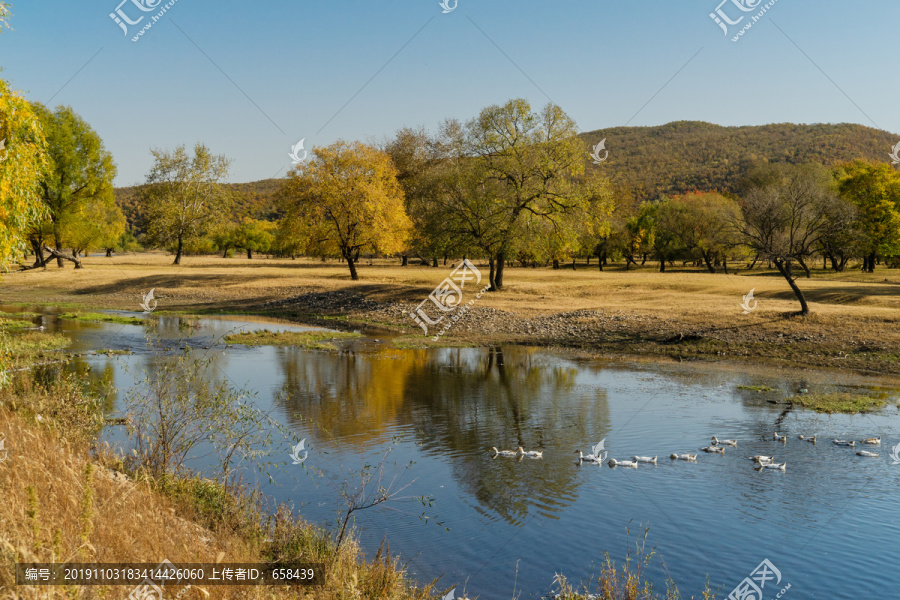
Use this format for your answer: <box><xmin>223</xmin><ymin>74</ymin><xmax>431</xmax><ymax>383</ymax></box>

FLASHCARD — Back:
<box><xmin>115</xmin><ymin>121</ymin><xmax>899</xmax><ymax>228</ymax></box>
<box><xmin>580</xmin><ymin>120</ymin><xmax>898</xmax><ymax>199</ymax></box>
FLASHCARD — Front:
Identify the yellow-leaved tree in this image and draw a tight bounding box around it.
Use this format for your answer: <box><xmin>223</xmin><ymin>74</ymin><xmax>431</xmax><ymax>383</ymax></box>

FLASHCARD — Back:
<box><xmin>278</xmin><ymin>141</ymin><xmax>411</xmax><ymax>280</ymax></box>
<box><xmin>0</xmin><ymin>65</ymin><xmax>49</xmax><ymax>267</ymax></box>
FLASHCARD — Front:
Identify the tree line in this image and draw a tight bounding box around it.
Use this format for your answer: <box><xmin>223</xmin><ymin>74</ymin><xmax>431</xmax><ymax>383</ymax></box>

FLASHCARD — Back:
<box><xmin>3</xmin><ymin>55</ymin><xmax>899</xmax><ymax>316</ymax></box>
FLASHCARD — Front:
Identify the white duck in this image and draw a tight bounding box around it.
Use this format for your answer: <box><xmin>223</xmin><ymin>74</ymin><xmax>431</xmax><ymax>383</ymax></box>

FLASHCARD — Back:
<box><xmin>857</xmin><ymin>450</ymin><xmax>879</xmax><ymax>457</ymax></box>
<box><xmin>798</xmin><ymin>435</ymin><xmax>817</xmax><ymax>444</ymax></box>
<box><xmin>756</xmin><ymin>462</ymin><xmax>786</xmax><ymax>470</ymax></box>
<box><xmin>773</xmin><ymin>432</ymin><xmax>786</xmax><ymax>442</ymax></box>
<box><xmin>749</xmin><ymin>455</ymin><xmax>774</xmax><ymax>464</ymax></box>
<box><xmin>833</xmin><ymin>440</ymin><xmax>855</xmax><ymax>447</ymax></box>
<box><xmin>669</xmin><ymin>453</ymin><xmax>697</xmax><ymax>462</ymax></box>
<box><xmin>711</xmin><ymin>436</ymin><xmax>737</xmax><ymax>447</ymax></box>
<box><xmin>632</xmin><ymin>456</ymin><xmax>658</xmax><ymax>464</ymax></box>
<box><xmin>860</xmin><ymin>437</ymin><xmax>881</xmax><ymax>446</ymax></box>
<box><xmin>701</xmin><ymin>446</ymin><xmax>725</xmax><ymax>454</ymax></box>
<box><xmin>517</xmin><ymin>447</ymin><xmax>543</xmax><ymax>459</ymax></box>
<box><xmin>491</xmin><ymin>447</ymin><xmax>518</xmax><ymax>458</ymax></box>
<box><xmin>607</xmin><ymin>458</ymin><xmax>638</xmax><ymax>468</ymax></box>
<box><xmin>575</xmin><ymin>441</ymin><xmax>606</xmax><ymax>463</ymax></box>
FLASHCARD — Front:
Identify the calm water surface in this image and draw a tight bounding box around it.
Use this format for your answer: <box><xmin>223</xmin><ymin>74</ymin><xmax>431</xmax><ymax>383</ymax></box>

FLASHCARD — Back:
<box><xmin>9</xmin><ymin>307</ymin><xmax>900</xmax><ymax>599</ymax></box>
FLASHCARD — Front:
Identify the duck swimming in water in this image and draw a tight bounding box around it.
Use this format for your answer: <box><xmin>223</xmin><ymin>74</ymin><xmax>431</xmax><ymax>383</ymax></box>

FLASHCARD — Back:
<box><xmin>608</xmin><ymin>458</ymin><xmax>638</xmax><ymax>468</ymax></box>
<box><xmin>860</xmin><ymin>437</ymin><xmax>881</xmax><ymax>446</ymax></box>
<box><xmin>669</xmin><ymin>453</ymin><xmax>697</xmax><ymax>462</ymax></box>
<box><xmin>749</xmin><ymin>455</ymin><xmax>774</xmax><ymax>464</ymax></box>
<box><xmin>491</xmin><ymin>447</ymin><xmax>518</xmax><ymax>458</ymax></box>
<box><xmin>773</xmin><ymin>432</ymin><xmax>786</xmax><ymax>442</ymax></box>
<box><xmin>516</xmin><ymin>447</ymin><xmax>543</xmax><ymax>459</ymax></box>
<box><xmin>756</xmin><ymin>462</ymin><xmax>786</xmax><ymax>470</ymax></box>
<box><xmin>798</xmin><ymin>435</ymin><xmax>817</xmax><ymax>444</ymax></box>
<box><xmin>833</xmin><ymin>440</ymin><xmax>855</xmax><ymax>447</ymax></box>
<box><xmin>857</xmin><ymin>450</ymin><xmax>878</xmax><ymax>457</ymax></box>
<box><xmin>701</xmin><ymin>446</ymin><xmax>725</xmax><ymax>454</ymax></box>
<box><xmin>711</xmin><ymin>436</ymin><xmax>737</xmax><ymax>447</ymax></box>
<box><xmin>632</xmin><ymin>456</ymin><xmax>658</xmax><ymax>464</ymax></box>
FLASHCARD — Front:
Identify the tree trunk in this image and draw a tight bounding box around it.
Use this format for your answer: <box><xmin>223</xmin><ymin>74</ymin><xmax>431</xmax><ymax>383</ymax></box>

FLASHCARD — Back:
<box><xmin>55</xmin><ymin>241</ymin><xmax>64</xmax><ymax>268</ymax></box>
<box><xmin>432</xmin><ymin>257</ymin><xmax>438</xmax><ymax>267</ymax></box>
<box><xmin>774</xmin><ymin>259</ymin><xmax>810</xmax><ymax>315</ymax></box>
<box><xmin>572</xmin><ymin>259</ymin><xmax>576</xmax><ymax>270</ymax></box>
<box><xmin>105</xmin><ymin>248</ymin><xmax>113</xmax><ymax>258</ymax></box>
<box><xmin>722</xmin><ymin>255</ymin><xmax>729</xmax><ymax>275</ymax></box>
<box><xmin>344</xmin><ymin>248</ymin><xmax>359</xmax><ymax>280</ymax></box>
<box><xmin>748</xmin><ymin>254</ymin><xmax>759</xmax><ymax>270</ymax></box>
<box><xmin>223</xmin><ymin>249</ymin><xmax>229</xmax><ymax>258</ymax></box>
<box><xmin>552</xmin><ymin>259</ymin><xmax>560</xmax><ymax>270</ymax></box>
<box><xmin>43</xmin><ymin>245</ymin><xmax>83</xmax><ymax>269</ymax></box>
<box><xmin>796</xmin><ymin>256</ymin><xmax>811</xmax><ymax>278</ymax></box>
<box><xmin>494</xmin><ymin>251</ymin><xmax>505</xmax><ymax>290</ymax></box>
<box><xmin>867</xmin><ymin>251</ymin><xmax>876</xmax><ymax>273</ymax></box>
<box><xmin>702</xmin><ymin>252</ymin><xmax>716</xmax><ymax>274</ymax></box>
<box><xmin>174</xmin><ymin>235</ymin><xmax>183</xmax><ymax>265</ymax></box>
<box><xmin>659</xmin><ymin>258</ymin><xmax>666</xmax><ymax>273</ymax></box>
<box><xmin>401</xmin><ymin>255</ymin><xmax>408</xmax><ymax>266</ymax></box>
<box><xmin>247</xmin><ymin>249</ymin><xmax>252</xmax><ymax>259</ymax></box>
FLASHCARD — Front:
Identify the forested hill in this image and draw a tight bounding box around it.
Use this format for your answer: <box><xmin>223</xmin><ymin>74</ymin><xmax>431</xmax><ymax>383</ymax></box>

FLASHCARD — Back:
<box><xmin>581</xmin><ymin>121</ymin><xmax>898</xmax><ymax>200</ymax></box>
<box><xmin>115</xmin><ymin>179</ymin><xmax>282</xmax><ymax>230</ymax></box>
<box><xmin>115</xmin><ymin>121</ymin><xmax>898</xmax><ymax>227</ymax></box>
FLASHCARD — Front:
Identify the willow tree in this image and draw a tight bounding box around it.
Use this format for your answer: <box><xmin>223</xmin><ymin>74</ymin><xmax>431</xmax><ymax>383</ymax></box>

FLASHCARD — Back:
<box><xmin>0</xmin><ymin>79</ymin><xmax>47</xmax><ymax>269</ymax></box>
<box><xmin>277</xmin><ymin>141</ymin><xmax>410</xmax><ymax>280</ymax></box>
<box><xmin>30</xmin><ymin>104</ymin><xmax>119</xmax><ymax>267</ymax></box>
<box><xmin>431</xmin><ymin>99</ymin><xmax>609</xmax><ymax>290</ymax></box>
<box><xmin>139</xmin><ymin>144</ymin><xmax>232</xmax><ymax>264</ymax></box>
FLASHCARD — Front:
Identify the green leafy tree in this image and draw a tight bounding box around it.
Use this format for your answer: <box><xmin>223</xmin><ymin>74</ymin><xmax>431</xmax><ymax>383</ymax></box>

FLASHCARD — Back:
<box><xmin>835</xmin><ymin>161</ymin><xmax>900</xmax><ymax>272</ymax></box>
<box><xmin>232</xmin><ymin>218</ymin><xmax>274</xmax><ymax>259</ymax></box>
<box><xmin>430</xmin><ymin>99</ymin><xmax>610</xmax><ymax>290</ymax></box>
<box><xmin>30</xmin><ymin>104</ymin><xmax>118</xmax><ymax>268</ymax></box>
<box><xmin>278</xmin><ymin>140</ymin><xmax>410</xmax><ymax>280</ymax></box>
<box><xmin>139</xmin><ymin>144</ymin><xmax>232</xmax><ymax>264</ymax></box>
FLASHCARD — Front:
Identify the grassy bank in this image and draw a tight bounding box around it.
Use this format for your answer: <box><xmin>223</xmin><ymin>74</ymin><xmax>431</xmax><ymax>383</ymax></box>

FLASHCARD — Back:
<box><xmin>788</xmin><ymin>392</ymin><xmax>886</xmax><ymax>414</ymax></box>
<box><xmin>0</xmin><ymin>372</ymin><xmax>438</xmax><ymax>600</ymax></box>
<box><xmin>3</xmin><ymin>253</ymin><xmax>900</xmax><ymax>374</ymax></box>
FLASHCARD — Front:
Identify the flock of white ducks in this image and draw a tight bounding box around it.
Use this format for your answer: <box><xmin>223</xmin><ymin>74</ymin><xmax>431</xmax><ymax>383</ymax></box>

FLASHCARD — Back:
<box><xmin>492</xmin><ymin>434</ymin><xmax>885</xmax><ymax>468</ymax></box>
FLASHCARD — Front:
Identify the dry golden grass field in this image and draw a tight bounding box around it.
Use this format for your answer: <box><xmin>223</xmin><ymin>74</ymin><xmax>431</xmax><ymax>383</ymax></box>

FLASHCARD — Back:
<box><xmin>4</xmin><ymin>252</ymin><xmax>900</xmax><ymax>374</ymax></box>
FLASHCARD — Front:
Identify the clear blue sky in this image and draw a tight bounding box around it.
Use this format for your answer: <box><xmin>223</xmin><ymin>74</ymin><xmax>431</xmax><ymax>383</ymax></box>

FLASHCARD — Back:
<box><xmin>2</xmin><ymin>0</ymin><xmax>897</xmax><ymax>186</ymax></box>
